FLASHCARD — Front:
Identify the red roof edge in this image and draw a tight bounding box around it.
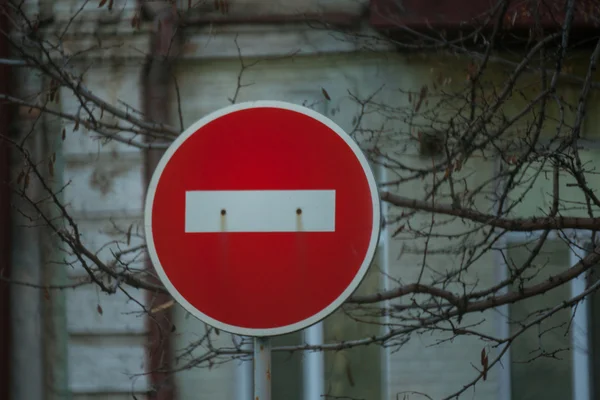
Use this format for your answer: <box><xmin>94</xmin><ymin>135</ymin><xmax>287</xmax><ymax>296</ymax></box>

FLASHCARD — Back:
<box><xmin>370</xmin><ymin>0</ymin><xmax>600</xmax><ymax>35</ymax></box>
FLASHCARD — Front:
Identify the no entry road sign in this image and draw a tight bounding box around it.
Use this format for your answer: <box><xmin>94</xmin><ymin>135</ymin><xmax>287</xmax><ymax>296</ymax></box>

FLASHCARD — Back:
<box><xmin>144</xmin><ymin>101</ymin><xmax>381</xmax><ymax>336</ymax></box>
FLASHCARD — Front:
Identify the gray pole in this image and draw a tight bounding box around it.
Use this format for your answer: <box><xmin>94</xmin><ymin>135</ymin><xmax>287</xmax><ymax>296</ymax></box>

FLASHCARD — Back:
<box><xmin>235</xmin><ymin>336</ymin><xmax>253</xmax><ymax>399</ymax></box>
<box><xmin>254</xmin><ymin>337</ymin><xmax>271</xmax><ymax>400</ymax></box>
<box><xmin>303</xmin><ymin>323</ymin><xmax>324</xmax><ymax>400</ymax></box>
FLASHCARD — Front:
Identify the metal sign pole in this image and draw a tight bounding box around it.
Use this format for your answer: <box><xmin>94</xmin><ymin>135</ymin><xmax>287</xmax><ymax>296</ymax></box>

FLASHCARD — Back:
<box><xmin>254</xmin><ymin>336</ymin><xmax>271</xmax><ymax>400</ymax></box>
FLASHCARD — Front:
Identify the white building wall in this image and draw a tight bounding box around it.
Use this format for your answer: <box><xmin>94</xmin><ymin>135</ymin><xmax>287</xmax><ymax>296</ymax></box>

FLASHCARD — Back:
<box><xmin>58</xmin><ymin>62</ymin><xmax>149</xmax><ymax>398</ymax></box>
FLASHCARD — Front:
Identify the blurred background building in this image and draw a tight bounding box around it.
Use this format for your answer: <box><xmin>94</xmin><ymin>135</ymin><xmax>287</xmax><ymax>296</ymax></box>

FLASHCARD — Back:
<box><xmin>2</xmin><ymin>0</ymin><xmax>600</xmax><ymax>399</ymax></box>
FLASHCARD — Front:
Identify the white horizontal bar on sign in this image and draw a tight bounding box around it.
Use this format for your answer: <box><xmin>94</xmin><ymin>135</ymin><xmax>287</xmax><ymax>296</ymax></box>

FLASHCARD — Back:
<box><xmin>185</xmin><ymin>190</ymin><xmax>336</xmax><ymax>233</ymax></box>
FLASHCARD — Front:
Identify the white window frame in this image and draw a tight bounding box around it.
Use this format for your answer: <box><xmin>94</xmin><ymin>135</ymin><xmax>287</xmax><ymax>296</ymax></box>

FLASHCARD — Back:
<box><xmin>496</xmin><ymin>229</ymin><xmax>592</xmax><ymax>400</ymax></box>
<box><xmin>379</xmin><ymin>161</ymin><xmax>392</xmax><ymax>400</ymax></box>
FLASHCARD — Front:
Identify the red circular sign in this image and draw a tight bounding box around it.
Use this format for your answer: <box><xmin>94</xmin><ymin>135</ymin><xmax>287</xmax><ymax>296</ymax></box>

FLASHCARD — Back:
<box><xmin>145</xmin><ymin>101</ymin><xmax>380</xmax><ymax>336</ymax></box>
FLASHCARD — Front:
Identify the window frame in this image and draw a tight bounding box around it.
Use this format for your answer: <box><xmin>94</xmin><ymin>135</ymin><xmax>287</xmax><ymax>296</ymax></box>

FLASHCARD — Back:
<box><xmin>496</xmin><ymin>229</ymin><xmax>592</xmax><ymax>400</ymax></box>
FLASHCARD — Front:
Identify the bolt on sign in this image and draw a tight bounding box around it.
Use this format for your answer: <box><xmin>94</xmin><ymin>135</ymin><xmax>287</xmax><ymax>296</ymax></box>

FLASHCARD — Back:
<box><xmin>145</xmin><ymin>101</ymin><xmax>381</xmax><ymax>337</ymax></box>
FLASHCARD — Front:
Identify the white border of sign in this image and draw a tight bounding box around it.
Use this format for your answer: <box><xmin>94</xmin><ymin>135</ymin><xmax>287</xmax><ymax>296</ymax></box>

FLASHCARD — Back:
<box><xmin>144</xmin><ymin>100</ymin><xmax>381</xmax><ymax>337</ymax></box>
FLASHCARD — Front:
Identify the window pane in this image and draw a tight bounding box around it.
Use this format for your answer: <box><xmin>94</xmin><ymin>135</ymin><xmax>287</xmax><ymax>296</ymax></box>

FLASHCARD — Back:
<box><xmin>508</xmin><ymin>239</ymin><xmax>572</xmax><ymax>400</ymax></box>
<box><xmin>272</xmin><ymin>331</ymin><xmax>303</xmax><ymax>400</ymax></box>
<box><xmin>507</xmin><ymin>149</ymin><xmax>600</xmax><ymax>219</ymax></box>
<box><xmin>323</xmin><ymin>253</ymin><xmax>383</xmax><ymax>399</ymax></box>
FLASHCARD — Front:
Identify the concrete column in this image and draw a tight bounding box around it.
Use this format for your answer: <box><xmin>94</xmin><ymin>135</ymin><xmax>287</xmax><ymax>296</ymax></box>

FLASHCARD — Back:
<box><xmin>9</xmin><ymin>113</ymin><xmax>45</xmax><ymax>400</ymax></box>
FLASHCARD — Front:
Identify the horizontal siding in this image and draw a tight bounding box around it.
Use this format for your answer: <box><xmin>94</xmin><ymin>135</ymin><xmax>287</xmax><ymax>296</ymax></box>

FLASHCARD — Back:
<box><xmin>64</xmin><ymin>217</ymin><xmax>145</xmax><ymax>277</ymax></box>
<box><xmin>52</xmin><ymin>0</ymin><xmax>136</xmax><ymax>22</ymax></box>
<box><xmin>66</xmin><ymin>286</ymin><xmax>147</xmax><ymax>335</ymax></box>
<box><xmin>50</xmin><ymin>0</ymin><xmax>366</xmax><ymax>24</ymax></box>
<box><xmin>68</xmin><ymin>337</ymin><xmax>148</xmax><ymax>394</ymax></box>
<box><xmin>171</xmin><ymin>53</ymin><xmax>377</xmax><ymax>133</ymax></box>
<box><xmin>177</xmin><ymin>0</ymin><xmax>367</xmax><ymax>18</ymax></box>
<box><xmin>51</xmin><ymin>24</ymin><xmax>392</xmax><ymax>62</ymax></box>
<box><xmin>59</xmin><ymin>64</ymin><xmax>143</xmax><ymax>157</ymax></box>
<box><xmin>73</xmin><ymin>395</ymin><xmax>147</xmax><ymax>400</ymax></box>
<box><xmin>63</xmin><ymin>157</ymin><xmax>144</xmax><ymax>216</ymax></box>
<box><xmin>59</xmin><ymin>61</ymin><xmax>149</xmax><ymax>397</ymax></box>
<box><xmin>56</xmin><ymin>33</ymin><xmax>151</xmax><ymax>60</ymax></box>
<box><xmin>178</xmin><ymin>24</ymin><xmax>393</xmax><ymax>59</ymax></box>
